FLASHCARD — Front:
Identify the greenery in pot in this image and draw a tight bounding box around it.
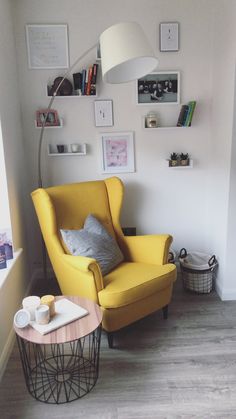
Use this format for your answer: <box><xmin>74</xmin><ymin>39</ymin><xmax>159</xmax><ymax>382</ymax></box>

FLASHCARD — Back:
<box><xmin>180</xmin><ymin>152</ymin><xmax>189</xmax><ymax>166</ymax></box>
<box><xmin>169</xmin><ymin>152</ymin><xmax>179</xmax><ymax>166</ymax></box>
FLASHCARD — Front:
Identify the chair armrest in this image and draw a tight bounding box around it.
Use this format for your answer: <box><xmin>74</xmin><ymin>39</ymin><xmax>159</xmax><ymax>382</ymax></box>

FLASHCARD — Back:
<box><xmin>122</xmin><ymin>234</ymin><xmax>172</xmax><ymax>265</ymax></box>
<box><xmin>62</xmin><ymin>254</ymin><xmax>104</xmax><ymax>293</ymax></box>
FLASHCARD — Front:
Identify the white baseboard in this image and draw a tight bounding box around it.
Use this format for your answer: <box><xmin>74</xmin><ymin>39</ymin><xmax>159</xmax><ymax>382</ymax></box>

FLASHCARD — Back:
<box><xmin>0</xmin><ymin>328</ymin><xmax>16</xmax><ymax>382</ymax></box>
<box><xmin>216</xmin><ymin>281</ymin><xmax>236</xmax><ymax>300</ymax></box>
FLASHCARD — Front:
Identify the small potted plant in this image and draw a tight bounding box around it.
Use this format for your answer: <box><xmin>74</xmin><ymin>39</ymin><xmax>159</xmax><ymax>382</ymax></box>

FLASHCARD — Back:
<box><xmin>169</xmin><ymin>152</ymin><xmax>179</xmax><ymax>167</ymax></box>
<box><xmin>179</xmin><ymin>153</ymin><xmax>189</xmax><ymax>166</ymax></box>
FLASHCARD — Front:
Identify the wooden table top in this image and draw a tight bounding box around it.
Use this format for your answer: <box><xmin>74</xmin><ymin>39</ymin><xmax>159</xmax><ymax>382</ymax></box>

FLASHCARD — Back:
<box><xmin>14</xmin><ymin>296</ymin><xmax>102</xmax><ymax>345</ymax></box>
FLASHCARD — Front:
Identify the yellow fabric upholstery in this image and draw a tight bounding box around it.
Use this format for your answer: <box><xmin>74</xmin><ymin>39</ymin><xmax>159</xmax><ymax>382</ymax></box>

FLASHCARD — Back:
<box><xmin>99</xmin><ymin>262</ymin><xmax>176</xmax><ymax>308</ymax></box>
<box><xmin>31</xmin><ymin>177</ymin><xmax>177</xmax><ymax>332</ymax></box>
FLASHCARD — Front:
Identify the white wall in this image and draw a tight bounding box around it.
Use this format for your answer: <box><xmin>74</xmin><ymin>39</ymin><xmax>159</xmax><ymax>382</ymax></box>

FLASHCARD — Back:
<box><xmin>0</xmin><ymin>0</ymin><xmax>30</xmax><ymax>377</ymax></box>
<box><xmin>13</xmin><ymin>0</ymin><xmax>215</xmax><ymax>268</ymax></box>
<box><xmin>207</xmin><ymin>0</ymin><xmax>236</xmax><ymax>299</ymax></box>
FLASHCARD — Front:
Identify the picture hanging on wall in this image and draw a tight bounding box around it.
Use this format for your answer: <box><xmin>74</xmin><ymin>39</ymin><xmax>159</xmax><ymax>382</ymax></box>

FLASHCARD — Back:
<box><xmin>25</xmin><ymin>24</ymin><xmax>69</xmax><ymax>69</ymax></box>
<box><xmin>100</xmin><ymin>132</ymin><xmax>135</xmax><ymax>173</ymax></box>
<box><xmin>159</xmin><ymin>22</ymin><xmax>179</xmax><ymax>52</ymax></box>
<box><xmin>137</xmin><ymin>71</ymin><xmax>180</xmax><ymax>105</ymax></box>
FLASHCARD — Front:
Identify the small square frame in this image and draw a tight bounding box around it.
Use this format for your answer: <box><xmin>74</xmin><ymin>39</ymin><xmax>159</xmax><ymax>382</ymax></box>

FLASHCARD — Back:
<box><xmin>160</xmin><ymin>22</ymin><xmax>179</xmax><ymax>52</ymax></box>
<box><xmin>36</xmin><ymin>109</ymin><xmax>60</xmax><ymax>127</ymax></box>
<box><xmin>100</xmin><ymin>131</ymin><xmax>135</xmax><ymax>173</ymax></box>
<box><xmin>137</xmin><ymin>71</ymin><xmax>180</xmax><ymax>105</ymax></box>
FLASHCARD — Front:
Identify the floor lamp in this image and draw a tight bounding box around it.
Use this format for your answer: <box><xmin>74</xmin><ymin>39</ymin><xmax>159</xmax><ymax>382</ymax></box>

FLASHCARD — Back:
<box><xmin>37</xmin><ymin>21</ymin><xmax>158</xmax><ymax>276</ymax></box>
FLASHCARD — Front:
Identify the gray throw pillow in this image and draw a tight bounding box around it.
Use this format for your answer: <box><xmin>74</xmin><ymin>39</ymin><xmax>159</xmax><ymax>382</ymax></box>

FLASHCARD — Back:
<box><xmin>60</xmin><ymin>214</ymin><xmax>124</xmax><ymax>275</ymax></box>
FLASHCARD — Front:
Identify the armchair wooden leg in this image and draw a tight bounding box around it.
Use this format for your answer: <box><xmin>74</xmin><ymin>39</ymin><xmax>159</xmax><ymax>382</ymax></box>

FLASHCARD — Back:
<box><xmin>107</xmin><ymin>332</ymin><xmax>114</xmax><ymax>349</ymax></box>
<box><xmin>162</xmin><ymin>305</ymin><xmax>168</xmax><ymax>320</ymax></box>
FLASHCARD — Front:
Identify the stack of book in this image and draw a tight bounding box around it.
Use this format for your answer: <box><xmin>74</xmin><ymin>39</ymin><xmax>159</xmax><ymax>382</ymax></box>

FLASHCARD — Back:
<box><xmin>177</xmin><ymin>101</ymin><xmax>196</xmax><ymax>127</ymax></box>
<box><xmin>72</xmin><ymin>63</ymin><xmax>98</xmax><ymax>96</ymax></box>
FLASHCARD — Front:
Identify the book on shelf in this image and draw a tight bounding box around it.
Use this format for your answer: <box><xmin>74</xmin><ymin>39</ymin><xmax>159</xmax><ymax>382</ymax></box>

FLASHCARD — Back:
<box><xmin>185</xmin><ymin>101</ymin><xmax>196</xmax><ymax>126</ymax></box>
<box><xmin>177</xmin><ymin>105</ymin><xmax>189</xmax><ymax>126</ymax></box>
<box><xmin>176</xmin><ymin>101</ymin><xmax>196</xmax><ymax>127</ymax></box>
<box><xmin>86</xmin><ymin>66</ymin><xmax>93</xmax><ymax>95</ymax></box>
<box><xmin>90</xmin><ymin>63</ymin><xmax>98</xmax><ymax>95</ymax></box>
<box><xmin>81</xmin><ymin>69</ymin><xmax>86</xmax><ymax>95</ymax></box>
<box><xmin>73</xmin><ymin>72</ymin><xmax>82</xmax><ymax>95</ymax></box>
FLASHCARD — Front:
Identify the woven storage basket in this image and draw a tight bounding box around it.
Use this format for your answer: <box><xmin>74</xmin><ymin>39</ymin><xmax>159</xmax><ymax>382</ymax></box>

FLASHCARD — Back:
<box><xmin>179</xmin><ymin>248</ymin><xmax>217</xmax><ymax>294</ymax></box>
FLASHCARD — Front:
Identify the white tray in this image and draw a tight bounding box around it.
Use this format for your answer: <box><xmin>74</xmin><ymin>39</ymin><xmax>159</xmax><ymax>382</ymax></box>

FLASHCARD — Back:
<box><xmin>31</xmin><ymin>298</ymin><xmax>88</xmax><ymax>335</ymax></box>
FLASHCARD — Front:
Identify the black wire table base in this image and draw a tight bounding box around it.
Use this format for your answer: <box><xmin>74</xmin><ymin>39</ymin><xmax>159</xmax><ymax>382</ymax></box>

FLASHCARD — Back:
<box><xmin>16</xmin><ymin>327</ymin><xmax>101</xmax><ymax>404</ymax></box>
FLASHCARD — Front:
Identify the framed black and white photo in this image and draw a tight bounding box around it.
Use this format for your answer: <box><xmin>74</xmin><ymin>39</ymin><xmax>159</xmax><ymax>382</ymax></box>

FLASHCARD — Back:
<box><xmin>137</xmin><ymin>71</ymin><xmax>180</xmax><ymax>105</ymax></box>
<box><xmin>25</xmin><ymin>24</ymin><xmax>69</xmax><ymax>69</ymax></box>
<box><xmin>160</xmin><ymin>22</ymin><xmax>179</xmax><ymax>52</ymax></box>
<box><xmin>100</xmin><ymin>132</ymin><xmax>135</xmax><ymax>174</ymax></box>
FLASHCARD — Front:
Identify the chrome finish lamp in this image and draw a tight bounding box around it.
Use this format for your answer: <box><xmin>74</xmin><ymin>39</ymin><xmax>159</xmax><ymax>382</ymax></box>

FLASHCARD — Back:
<box><xmin>37</xmin><ymin>21</ymin><xmax>158</xmax><ymax>187</ymax></box>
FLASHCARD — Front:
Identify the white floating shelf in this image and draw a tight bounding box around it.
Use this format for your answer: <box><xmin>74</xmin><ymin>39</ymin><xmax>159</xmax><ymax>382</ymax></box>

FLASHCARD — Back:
<box><xmin>48</xmin><ymin>143</ymin><xmax>87</xmax><ymax>156</ymax></box>
<box><xmin>35</xmin><ymin>118</ymin><xmax>64</xmax><ymax>129</ymax></box>
<box><xmin>166</xmin><ymin>159</ymin><xmax>194</xmax><ymax>169</ymax></box>
<box><xmin>142</xmin><ymin>116</ymin><xmax>191</xmax><ymax>130</ymax></box>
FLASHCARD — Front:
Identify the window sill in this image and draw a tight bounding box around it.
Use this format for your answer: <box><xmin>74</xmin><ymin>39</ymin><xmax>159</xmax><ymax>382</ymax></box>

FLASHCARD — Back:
<box><xmin>0</xmin><ymin>248</ymin><xmax>23</xmax><ymax>288</ymax></box>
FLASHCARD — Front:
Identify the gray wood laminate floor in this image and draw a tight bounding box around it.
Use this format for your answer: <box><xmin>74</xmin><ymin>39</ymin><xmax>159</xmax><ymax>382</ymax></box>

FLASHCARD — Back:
<box><xmin>1</xmin><ymin>276</ymin><xmax>236</xmax><ymax>419</ymax></box>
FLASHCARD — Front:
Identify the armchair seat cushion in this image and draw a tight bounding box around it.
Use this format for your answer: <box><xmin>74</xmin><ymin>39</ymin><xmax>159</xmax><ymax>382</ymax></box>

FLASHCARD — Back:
<box><xmin>98</xmin><ymin>262</ymin><xmax>176</xmax><ymax>309</ymax></box>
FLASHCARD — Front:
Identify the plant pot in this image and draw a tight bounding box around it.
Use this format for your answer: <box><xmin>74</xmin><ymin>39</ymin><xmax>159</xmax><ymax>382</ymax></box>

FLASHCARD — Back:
<box><xmin>180</xmin><ymin>159</ymin><xmax>189</xmax><ymax>166</ymax></box>
<box><xmin>169</xmin><ymin>160</ymin><xmax>178</xmax><ymax>167</ymax></box>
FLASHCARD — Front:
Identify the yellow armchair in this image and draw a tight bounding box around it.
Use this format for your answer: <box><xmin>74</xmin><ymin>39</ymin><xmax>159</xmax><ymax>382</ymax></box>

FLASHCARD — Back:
<box><xmin>31</xmin><ymin>177</ymin><xmax>176</xmax><ymax>347</ymax></box>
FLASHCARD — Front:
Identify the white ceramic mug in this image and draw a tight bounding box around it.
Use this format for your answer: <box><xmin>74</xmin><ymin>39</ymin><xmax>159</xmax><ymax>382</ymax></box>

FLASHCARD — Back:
<box><xmin>35</xmin><ymin>305</ymin><xmax>50</xmax><ymax>325</ymax></box>
<box><xmin>22</xmin><ymin>296</ymin><xmax>41</xmax><ymax>321</ymax></box>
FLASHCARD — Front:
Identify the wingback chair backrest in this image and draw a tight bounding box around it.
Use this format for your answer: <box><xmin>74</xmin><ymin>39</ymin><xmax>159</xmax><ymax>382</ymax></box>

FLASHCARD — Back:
<box><xmin>31</xmin><ymin>177</ymin><xmax>125</xmax><ymax>257</ymax></box>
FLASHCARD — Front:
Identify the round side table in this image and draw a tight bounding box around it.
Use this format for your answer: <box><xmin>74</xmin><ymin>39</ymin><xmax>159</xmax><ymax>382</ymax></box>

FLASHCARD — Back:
<box><xmin>14</xmin><ymin>296</ymin><xmax>102</xmax><ymax>404</ymax></box>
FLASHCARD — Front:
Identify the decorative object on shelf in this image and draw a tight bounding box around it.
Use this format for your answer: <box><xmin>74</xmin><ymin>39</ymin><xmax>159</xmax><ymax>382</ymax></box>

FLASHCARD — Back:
<box><xmin>37</xmin><ymin>21</ymin><xmax>158</xmax><ymax>187</ymax></box>
<box><xmin>100</xmin><ymin>131</ymin><xmax>135</xmax><ymax>174</ymax></box>
<box><xmin>145</xmin><ymin>112</ymin><xmax>158</xmax><ymax>128</ymax></box>
<box><xmin>169</xmin><ymin>152</ymin><xmax>179</xmax><ymax>167</ymax></box>
<box><xmin>57</xmin><ymin>144</ymin><xmax>65</xmax><ymax>153</ymax></box>
<box><xmin>179</xmin><ymin>153</ymin><xmax>189</xmax><ymax>166</ymax></box>
<box><xmin>167</xmin><ymin>153</ymin><xmax>193</xmax><ymax>168</ymax></box>
<box><xmin>177</xmin><ymin>100</ymin><xmax>196</xmax><ymax>126</ymax></box>
<box><xmin>25</xmin><ymin>24</ymin><xmax>69</xmax><ymax>69</ymax></box>
<box><xmin>36</xmin><ymin>109</ymin><xmax>60</xmax><ymax>127</ymax></box>
<box><xmin>70</xmin><ymin>143</ymin><xmax>80</xmax><ymax>153</ymax></box>
<box><xmin>94</xmin><ymin>100</ymin><xmax>113</xmax><ymax>127</ymax></box>
<box><xmin>0</xmin><ymin>229</ymin><xmax>13</xmax><ymax>268</ymax></box>
<box><xmin>48</xmin><ymin>77</ymin><xmax>73</xmax><ymax>96</ymax></box>
<box><xmin>159</xmin><ymin>22</ymin><xmax>179</xmax><ymax>52</ymax></box>
<box><xmin>48</xmin><ymin>143</ymin><xmax>87</xmax><ymax>156</ymax></box>
<box><xmin>137</xmin><ymin>71</ymin><xmax>180</xmax><ymax>105</ymax></box>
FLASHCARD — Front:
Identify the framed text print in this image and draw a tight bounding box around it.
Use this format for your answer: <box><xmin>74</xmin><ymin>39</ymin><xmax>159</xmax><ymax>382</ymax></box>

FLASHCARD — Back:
<box><xmin>25</xmin><ymin>24</ymin><xmax>69</xmax><ymax>69</ymax></box>
<box><xmin>100</xmin><ymin>132</ymin><xmax>135</xmax><ymax>174</ymax></box>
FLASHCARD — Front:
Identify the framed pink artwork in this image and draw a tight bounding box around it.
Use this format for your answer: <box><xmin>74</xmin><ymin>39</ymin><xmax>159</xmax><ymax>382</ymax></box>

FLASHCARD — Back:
<box><xmin>100</xmin><ymin>132</ymin><xmax>135</xmax><ymax>173</ymax></box>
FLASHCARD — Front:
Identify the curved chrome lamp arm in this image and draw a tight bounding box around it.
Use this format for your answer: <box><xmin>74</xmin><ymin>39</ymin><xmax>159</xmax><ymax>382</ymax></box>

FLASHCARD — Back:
<box><xmin>37</xmin><ymin>42</ymin><xmax>97</xmax><ymax>188</ymax></box>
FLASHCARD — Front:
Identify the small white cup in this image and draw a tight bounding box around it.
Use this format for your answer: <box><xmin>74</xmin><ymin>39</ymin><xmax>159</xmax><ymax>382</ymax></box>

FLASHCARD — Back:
<box><xmin>35</xmin><ymin>305</ymin><xmax>50</xmax><ymax>325</ymax></box>
<box><xmin>71</xmin><ymin>143</ymin><xmax>80</xmax><ymax>153</ymax></box>
<box><xmin>22</xmin><ymin>296</ymin><xmax>41</xmax><ymax>321</ymax></box>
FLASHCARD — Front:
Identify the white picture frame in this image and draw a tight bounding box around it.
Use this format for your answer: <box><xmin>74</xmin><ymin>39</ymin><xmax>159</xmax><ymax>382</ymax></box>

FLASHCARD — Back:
<box><xmin>25</xmin><ymin>24</ymin><xmax>69</xmax><ymax>69</ymax></box>
<box><xmin>94</xmin><ymin>100</ymin><xmax>113</xmax><ymax>127</ymax></box>
<box><xmin>100</xmin><ymin>132</ymin><xmax>135</xmax><ymax>173</ymax></box>
<box><xmin>137</xmin><ymin>71</ymin><xmax>180</xmax><ymax>105</ymax></box>
<box><xmin>160</xmin><ymin>22</ymin><xmax>179</xmax><ymax>52</ymax></box>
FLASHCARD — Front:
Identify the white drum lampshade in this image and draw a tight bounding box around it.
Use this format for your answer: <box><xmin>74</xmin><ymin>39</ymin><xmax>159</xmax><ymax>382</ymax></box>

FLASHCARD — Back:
<box><xmin>100</xmin><ymin>22</ymin><xmax>158</xmax><ymax>84</ymax></box>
